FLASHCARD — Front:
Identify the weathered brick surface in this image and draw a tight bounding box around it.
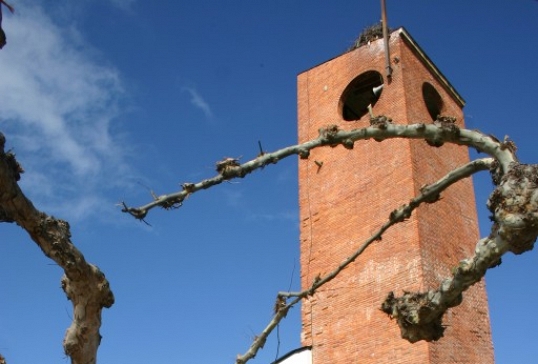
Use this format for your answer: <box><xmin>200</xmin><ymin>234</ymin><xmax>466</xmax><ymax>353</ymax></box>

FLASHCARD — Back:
<box><xmin>297</xmin><ymin>29</ymin><xmax>494</xmax><ymax>364</ymax></box>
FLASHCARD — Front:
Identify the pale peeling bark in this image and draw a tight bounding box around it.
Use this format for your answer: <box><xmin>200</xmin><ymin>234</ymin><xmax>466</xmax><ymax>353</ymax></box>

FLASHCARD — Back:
<box><xmin>0</xmin><ymin>133</ymin><xmax>114</xmax><ymax>364</ymax></box>
<box><xmin>122</xmin><ymin>118</ymin><xmax>516</xmax><ymax>219</ymax></box>
<box><xmin>235</xmin><ymin>158</ymin><xmax>494</xmax><ymax>364</ymax></box>
<box><xmin>123</xmin><ymin>116</ymin><xmax>538</xmax><ymax>361</ymax></box>
<box><xmin>381</xmin><ymin>162</ymin><xmax>538</xmax><ymax>342</ymax></box>
<box><xmin>123</xmin><ymin>116</ymin><xmax>538</xmax><ymax>364</ymax></box>
<box><xmin>3</xmin><ymin>114</ymin><xmax>536</xmax><ymax>364</ymax></box>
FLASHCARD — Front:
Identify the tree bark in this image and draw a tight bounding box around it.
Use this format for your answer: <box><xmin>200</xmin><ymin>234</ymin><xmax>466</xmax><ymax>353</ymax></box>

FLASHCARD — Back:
<box><xmin>122</xmin><ymin>120</ymin><xmax>517</xmax><ymax>218</ymax></box>
<box><xmin>3</xmin><ymin>116</ymin><xmax>537</xmax><ymax>362</ymax></box>
<box><xmin>122</xmin><ymin>117</ymin><xmax>538</xmax><ymax>357</ymax></box>
<box><xmin>0</xmin><ymin>133</ymin><xmax>114</xmax><ymax>364</ymax></box>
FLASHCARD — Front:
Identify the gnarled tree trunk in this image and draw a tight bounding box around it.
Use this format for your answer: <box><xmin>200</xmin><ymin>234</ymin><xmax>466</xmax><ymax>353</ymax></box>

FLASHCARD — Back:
<box><xmin>0</xmin><ymin>133</ymin><xmax>114</xmax><ymax>364</ymax></box>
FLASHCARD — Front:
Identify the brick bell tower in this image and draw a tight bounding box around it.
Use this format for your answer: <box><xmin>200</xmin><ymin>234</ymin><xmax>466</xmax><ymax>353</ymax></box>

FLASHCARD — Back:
<box><xmin>296</xmin><ymin>27</ymin><xmax>494</xmax><ymax>363</ymax></box>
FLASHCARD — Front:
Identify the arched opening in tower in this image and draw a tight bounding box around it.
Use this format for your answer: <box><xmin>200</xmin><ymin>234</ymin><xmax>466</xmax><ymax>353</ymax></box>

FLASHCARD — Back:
<box><xmin>340</xmin><ymin>70</ymin><xmax>384</xmax><ymax>121</ymax></box>
<box><xmin>422</xmin><ymin>82</ymin><xmax>444</xmax><ymax>121</ymax></box>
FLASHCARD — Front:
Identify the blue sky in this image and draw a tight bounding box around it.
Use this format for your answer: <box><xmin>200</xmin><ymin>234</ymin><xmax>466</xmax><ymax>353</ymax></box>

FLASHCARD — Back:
<box><xmin>0</xmin><ymin>1</ymin><xmax>537</xmax><ymax>363</ymax></box>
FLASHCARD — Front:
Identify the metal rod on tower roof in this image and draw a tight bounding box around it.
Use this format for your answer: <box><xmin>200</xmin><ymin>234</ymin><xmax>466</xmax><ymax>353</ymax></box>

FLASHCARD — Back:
<box><xmin>381</xmin><ymin>0</ymin><xmax>393</xmax><ymax>82</ymax></box>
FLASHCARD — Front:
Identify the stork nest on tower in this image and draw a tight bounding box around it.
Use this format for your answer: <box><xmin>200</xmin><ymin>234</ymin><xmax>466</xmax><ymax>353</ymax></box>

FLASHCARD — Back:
<box><xmin>348</xmin><ymin>22</ymin><xmax>391</xmax><ymax>51</ymax></box>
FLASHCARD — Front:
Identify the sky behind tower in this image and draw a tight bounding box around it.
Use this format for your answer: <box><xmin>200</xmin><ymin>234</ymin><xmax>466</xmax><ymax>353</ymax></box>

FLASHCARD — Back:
<box><xmin>0</xmin><ymin>1</ymin><xmax>537</xmax><ymax>363</ymax></box>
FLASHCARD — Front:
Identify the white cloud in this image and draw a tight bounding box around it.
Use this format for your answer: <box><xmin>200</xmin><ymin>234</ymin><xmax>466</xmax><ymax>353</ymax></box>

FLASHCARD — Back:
<box><xmin>182</xmin><ymin>87</ymin><xmax>213</xmax><ymax>120</ymax></box>
<box><xmin>0</xmin><ymin>3</ymin><xmax>131</xmax><ymax>222</ymax></box>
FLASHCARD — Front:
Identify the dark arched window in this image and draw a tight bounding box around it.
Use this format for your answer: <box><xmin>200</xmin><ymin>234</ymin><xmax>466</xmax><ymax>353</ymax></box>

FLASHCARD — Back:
<box><xmin>422</xmin><ymin>82</ymin><xmax>444</xmax><ymax>121</ymax></box>
<box><xmin>340</xmin><ymin>71</ymin><xmax>384</xmax><ymax>121</ymax></box>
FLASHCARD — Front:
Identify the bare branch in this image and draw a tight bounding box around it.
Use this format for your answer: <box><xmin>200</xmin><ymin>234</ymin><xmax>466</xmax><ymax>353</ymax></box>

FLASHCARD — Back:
<box><xmin>236</xmin><ymin>298</ymin><xmax>298</xmax><ymax>364</ymax></box>
<box><xmin>122</xmin><ymin>121</ymin><xmax>516</xmax><ymax>219</ymax></box>
<box><xmin>120</xmin><ymin>119</ymin><xmax>525</xmax><ymax>359</ymax></box>
<box><xmin>0</xmin><ymin>133</ymin><xmax>114</xmax><ymax>364</ymax></box>
<box><xmin>382</xmin><ymin>163</ymin><xmax>538</xmax><ymax>342</ymax></box>
<box><xmin>234</xmin><ymin>157</ymin><xmax>494</xmax><ymax>364</ymax></box>
<box><xmin>121</xmin><ymin>118</ymin><xmax>534</xmax><ymax>358</ymax></box>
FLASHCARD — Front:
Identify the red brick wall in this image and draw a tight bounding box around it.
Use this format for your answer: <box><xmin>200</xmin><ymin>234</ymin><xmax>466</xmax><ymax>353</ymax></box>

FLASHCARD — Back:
<box><xmin>297</xmin><ymin>29</ymin><xmax>494</xmax><ymax>364</ymax></box>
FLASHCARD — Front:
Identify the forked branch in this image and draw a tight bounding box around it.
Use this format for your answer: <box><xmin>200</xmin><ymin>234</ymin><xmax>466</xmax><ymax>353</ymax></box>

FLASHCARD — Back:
<box><xmin>235</xmin><ymin>157</ymin><xmax>494</xmax><ymax>364</ymax></box>
<box><xmin>122</xmin><ymin>118</ymin><xmax>538</xmax><ymax>362</ymax></box>
<box><xmin>382</xmin><ymin>162</ymin><xmax>538</xmax><ymax>341</ymax></box>
<box><xmin>0</xmin><ymin>133</ymin><xmax>114</xmax><ymax>364</ymax></box>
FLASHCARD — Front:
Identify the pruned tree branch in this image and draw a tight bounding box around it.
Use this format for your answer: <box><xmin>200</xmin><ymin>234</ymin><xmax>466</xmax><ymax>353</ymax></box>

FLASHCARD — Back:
<box><xmin>0</xmin><ymin>133</ymin><xmax>114</xmax><ymax>364</ymax></box>
<box><xmin>3</xmin><ymin>114</ymin><xmax>535</xmax><ymax>364</ymax></box>
<box><xmin>235</xmin><ymin>157</ymin><xmax>495</xmax><ymax>364</ymax></box>
<box><xmin>121</xmin><ymin>120</ymin><xmax>517</xmax><ymax>219</ymax></box>
<box><xmin>382</xmin><ymin>162</ymin><xmax>538</xmax><ymax>342</ymax></box>
<box><xmin>122</xmin><ymin>117</ymin><xmax>537</xmax><ymax>362</ymax></box>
